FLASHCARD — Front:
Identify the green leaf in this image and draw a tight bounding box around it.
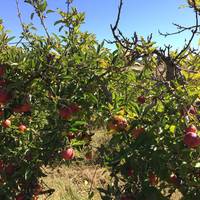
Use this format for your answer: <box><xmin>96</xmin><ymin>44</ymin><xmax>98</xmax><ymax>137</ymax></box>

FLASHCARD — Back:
<box><xmin>169</xmin><ymin>125</ymin><xmax>176</xmax><ymax>134</ymax></box>
<box><xmin>54</xmin><ymin>20</ymin><xmax>63</xmax><ymax>26</ymax></box>
<box><xmin>59</xmin><ymin>26</ymin><xmax>64</xmax><ymax>32</ymax></box>
<box><xmin>88</xmin><ymin>191</ymin><xmax>94</xmax><ymax>199</ymax></box>
<box><xmin>7</xmin><ymin>36</ymin><xmax>15</xmax><ymax>43</ymax></box>
<box><xmin>71</xmin><ymin>139</ymin><xmax>85</xmax><ymax>147</ymax></box>
<box><xmin>46</xmin><ymin>9</ymin><xmax>54</xmax><ymax>14</ymax></box>
<box><xmin>30</xmin><ymin>12</ymin><xmax>34</xmax><ymax>20</ymax></box>
<box><xmin>72</xmin><ymin>120</ymin><xmax>87</xmax><ymax>127</ymax></box>
<box><xmin>38</xmin><ymin>0</ymin><xmax>47</xmax><ymax>13</ymax></box>
<box><xmin>194</xmin><ymin>162</ymin><xmax>200</xmax><ymax>168</ymax></box>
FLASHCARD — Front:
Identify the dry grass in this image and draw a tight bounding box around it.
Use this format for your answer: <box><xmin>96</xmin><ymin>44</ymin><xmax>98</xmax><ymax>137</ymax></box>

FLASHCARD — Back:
<box><xmin>39</xmin><ymin>165</ymin><xmax>183</xmax><ymax>200</ymax></box>
<box><xmin>39</xmin><ymin>165</ymin><xmax>109</xmax><ymax>200</ymax></box>
<box><xmin>38</xmin><ymin>130</ymin><xmax>183</xmax><ymax>200</ymax></box>
<box><xmin>39</xmin><ymin>130</ymin><xmax>110</xmax><ymax>200</ymax></box>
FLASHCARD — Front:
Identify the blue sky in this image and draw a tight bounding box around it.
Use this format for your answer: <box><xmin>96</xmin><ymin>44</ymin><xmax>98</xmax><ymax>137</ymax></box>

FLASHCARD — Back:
<box><xmin>0</xmin><ymin>0</ymin><xmax>199</xmax><ymax>50</ymax></box>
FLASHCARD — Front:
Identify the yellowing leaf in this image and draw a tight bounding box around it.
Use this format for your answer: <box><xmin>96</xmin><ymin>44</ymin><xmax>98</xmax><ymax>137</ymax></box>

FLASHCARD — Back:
<box><xmin>98</xmin><ymin>59</ymin><xmax>109</xmax><ymax>68</ymax></box>
<box><xmin>170</xmin><ymin>125</ymin><xmax>176</xmax><ymax>134</ymax></box>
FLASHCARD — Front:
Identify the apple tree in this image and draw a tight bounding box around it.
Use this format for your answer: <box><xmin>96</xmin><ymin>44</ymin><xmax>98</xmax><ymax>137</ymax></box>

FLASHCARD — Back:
<box><xmin>0</xmin><ymin>0</ymin><xmax>114</xmax><ymax>199</ymax></box>
<box><xmin>99</xmin><ymin>0</ymin><xmax>200</xmax><ymax>199</ymax></box>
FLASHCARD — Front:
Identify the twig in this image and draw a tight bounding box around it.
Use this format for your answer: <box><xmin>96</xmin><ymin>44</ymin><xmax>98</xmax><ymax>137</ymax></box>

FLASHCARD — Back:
<box><xmin>174</xmin><ymin>1</ymin><xmax>199</xmax><ymax>61</ymax></box>
<box><xmin>88</xmin><ymin>165</ymin><xmax>98</xmax><ymax>196</ymax></box>
<box><xmin>31</xmin><ymin>2</ymin><xmax>50</xmax><ymax>40</ymax></box>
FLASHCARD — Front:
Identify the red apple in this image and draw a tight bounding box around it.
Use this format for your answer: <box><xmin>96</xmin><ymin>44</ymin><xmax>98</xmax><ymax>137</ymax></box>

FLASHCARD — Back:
<box><xmin>61</xmin><ymin>148</ymin><xmax>74</xmax><ymax>160</ymax></box>
<box><xmin>117</xmin><ymin>120</ymin><xmax>128</xmax><ymax>131</ymax></box>
<box><xmin>2</xmin><ymin>119</ymin><xmax>11</xmax><ymax>128</ymax></box>
<box><xmin>170</xmin><ymin>173</ymin><xmax>180</xmax><ymax>185</ymax></box>
<box><xmin>113</xmin><ymin>115</ymin><xmax>128</xmax><ymax>131</ymax></box>
<box><xmin>0</xmin><ymin>67</ymin><xmax>5</xmax><ymax>76</ymax></box>
<box><xmin>185</xmin><ymin>125</ymin><xmax>197</xmax><ymax>133</ymax></box>
<box><xmin>13</xmin><ymin>103</ymin><xmax>31</xmax><ymax>113</ymax></box>
<box><xmin>183</xmin><ymin>132</ymin><xmax>200</xmax><ymax>148</ymax></box>
<box><xmin>5</xmin><ymin>163</ymin><xmax>15</xmax><ymax>176</ymax></box>
<box><xmin>13</xmin><ymin>106</ymin><xmax>21</xmax><ymax>113</ymax></box>
<box><xmin>137</xmin><ymin>95</ymin><xmax>146</xmax><ymax>104</ymax></box>
<box><xmin>59</xmin><ymin>107</ymin><xmax>73</xmax><ymax>119</ymax></box>
<box><xmin>0</xmin><ymin>79</ymin><xmax>6</xmax><ymax>87</ymax></box>
<box><xmin>67</xmin><ymin>132</ymin><xmax>75</xmax><ymax>140</ymax></box>
<box><xmin>68</xmin><ymin>103</ymin><xmax>80</xmax><ymax>113</ymax></box>
<box><xmin>0</xmin><ymin>89</ymin><xmax>10</xmax><ymax>105</ymax></box>
<box><xmin>188</xmin><ymin>106</ymin><xmax>197</xmax><ymax>115</ymax></box>
<box><xmin>127</xmin><ymin>169</ymin><xmax>134</xmax><ymax>177</ymax></box>
<box><xmin>20</xmin><ymin>103</ymin><xmax>31</xmax><ymax>112</ymax></box>
<box><xmin>15</xmin><ymin>193</ymin><xmax>25</xmax><ymax>200</ymax></box>
<box><xmin>107</xmin><ymin>115</ymin><xmax>128</xmax><ymax>131</ymax></box>
<box><xmin>148</xmin><ymin>172</ymin><xmax>158</xmax><ymax>186</ymax></box>
<box><xmin>18</xmin><ymin>124</ymin><xmax>27</xmax><ymax>133</ymax></box>
<box><xmin>132</xmin><ymin>127</ymin><xmax>145</xmax><ymax>139</ymax></box>
<box><xmin>180</xmin><ymin>105</ymin><xmax>197</xmax><ymax>117</ymax></box>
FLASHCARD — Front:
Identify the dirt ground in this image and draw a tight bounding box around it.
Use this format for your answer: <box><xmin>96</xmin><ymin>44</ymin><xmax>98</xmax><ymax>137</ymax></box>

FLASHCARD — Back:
<box><xmin>39</xmin><ymin>164</ymin><xmax>182</xmax><ymax>200</ymax></box>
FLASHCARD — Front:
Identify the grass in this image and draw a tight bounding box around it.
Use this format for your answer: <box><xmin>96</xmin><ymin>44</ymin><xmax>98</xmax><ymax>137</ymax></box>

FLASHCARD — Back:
<box><xmin>38</xmin><ymin>130</ymin><xmax>110</xmax><ymax>200</ymax></box>
<box><xmin>39</xmin><ymin>165</ymin><xmax>109</xmax><ymax>200</ymax></box>
<box><xmin>38</xmin><ymin>130</ymin><xmax>183</xmax><ymax>200</ymax></box>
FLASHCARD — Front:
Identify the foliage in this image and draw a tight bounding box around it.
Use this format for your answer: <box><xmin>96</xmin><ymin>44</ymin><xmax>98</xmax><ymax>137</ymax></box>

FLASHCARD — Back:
<box><xmin>98</xmin><ymin>0</ymin><xmax>200</xmax><ymax>199</ymax></box>
<box><xmin>0</xmin><ymin>0</ymin><xmax>200</xmax><ymax>199</ymax></box>
<box><xmin>0</xmin><ymin>0</ymin><xmax>112</xmax><ymax>199</ymax></box>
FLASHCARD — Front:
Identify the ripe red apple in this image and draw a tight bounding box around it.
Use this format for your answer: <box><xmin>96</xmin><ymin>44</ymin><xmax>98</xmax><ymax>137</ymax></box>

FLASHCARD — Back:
<box><xmin>137</xmin><ymin>95</ymin><xmax>146</xmax><ymax>104</ymax></box>
<box><xmin>117</xmin><ymin>120</ymin><xmax>128</xmax><ymax>131</ymax></box>
<box><xmin>67</xmin><ymin>132</ymin><xmax>75</xmax><ymax>140</ymax></box>
<box><xmin>59</xmin><ymin>107</ymin><xmax>73</xmax><ymax>119</ymax></box>
<box><xmin>5</xmin><ymin>163</ymin><xmax>15</xmax><ymax>176</ymax></box>
<box><xmin>185</xmin><ymin>125</ymin><xmax>197</xmax><ymax>133</ymax></box>
<box><xmin>21</xmin><ymin>103</ymin><xmax>31</xmax><ymax>112</ymax></box>
<box><xmin>13</xmin><ymin>106</ymin><xmax>21</xmax><ymax>113</ymax></box>
<box><xmin>18</xmin><ymin>124</ymin><xmax>27</xmax><ymax>133</ymax></box>
<box><xmin>68</xmin><ymin>103</ymin><xmax>80</xmax><ymax>113</ymax></box>
<box><xmin>112</xmin><ymin>115</ymin><xmax>128</xmax><ymax>131</ymax></box>
<box><xmin>148</xmin><ymin>172</ymin><xmax>158</xmax><ymax>186</ymax></box>
<box><xmin>170</xmin><ymin>173</ymin><xmax>180</xmax><ymax>185</ymax></box>
<box><xmin>0</xmin><ymin>89</ymin><xmax>10</xmax><ymax>105</ymax></box>
<box><xmin>183</xmin><ymin>132</ymin><xmax>200</xmax><ymax>148</ymax></box>
<box><xmin>13</xmin><ymin>103</ymin><xmax>31</xmax><ymax>113</ymax></box>
<box><xmin>127</xmin><ymin>169</ymin><xmax>134</xmax><ymax>177</ymax></box>
<box><xmin>0</xmin><ymin>67</ymin><xmax>5</xmax><ymax>76</ymax></box>
<box><xmin>61</xmin><ymin>148</ymin><xmax>74</xmax><ymax>160</ymax></box>
<box><xmin>132</xmin><ymin>127</ymin><xmax>145</xmax><ymax>139</ymax></box>
<box><xmin>180</xmin><ymin>105</ymin><xmax>197</xmax><ymax>117</ymax></box>
<box><xmin>15</xmin><ymin>193</ymin><xmax>25</xmax><ymax>200</ymax></box>
<box><xmin>188</xmin><ymin>106</ymin><xmax>197</xmax><ymax>115</ymax></box>
<box><xmin>0</xmin><ymin>79</ymin><xmax>6</xmax><ymax>87</ymax></box>
<box><xmin>2</xmin><ymin>119</ymin><xmax>11</xmax><ymax>128</ymax></box>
